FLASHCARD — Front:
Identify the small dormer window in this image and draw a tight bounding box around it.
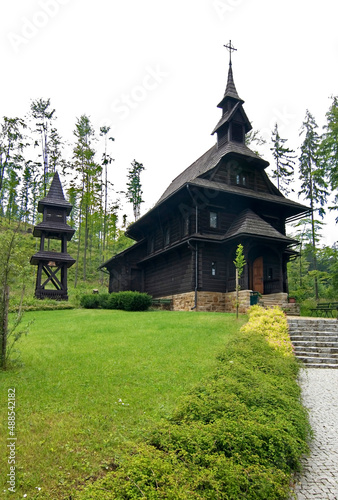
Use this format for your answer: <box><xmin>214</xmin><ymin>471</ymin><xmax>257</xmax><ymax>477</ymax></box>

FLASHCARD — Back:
<box><xmin>209</xmin><ymin>211</ymin><xmax>218</xmax><ymax>229</ymax></box>
<box><xmin>164</xmin><ymin>227</ymin><xmax>170</xmax><ymax>246</ymax></box>
<box><xmin>211</xmin><ymin>261</ymin><xmax>217</xmax><ymax>276</ymax></box>
<box><xmin>183</xmin><ymin>214</ymin><xmax>190</xmax><ymax>236</ymax></box>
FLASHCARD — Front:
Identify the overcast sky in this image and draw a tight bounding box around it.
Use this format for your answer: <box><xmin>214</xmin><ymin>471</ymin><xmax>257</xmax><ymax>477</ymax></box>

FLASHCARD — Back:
<box><xmin>1</xmin><ymin>0</ymin><xmax>337</xmax><ymax>244</ymax></box>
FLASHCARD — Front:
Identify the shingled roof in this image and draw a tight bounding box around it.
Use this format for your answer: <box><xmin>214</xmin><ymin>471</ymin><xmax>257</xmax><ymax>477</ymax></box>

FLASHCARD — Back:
<box><xmin>38</xmin><ymin>172</ymin><xmax>72</xmax><ymax>214</ymax></box>
<box><xmin>156</xmin><ymin>141</ymin><xmax>268</xmax><ymax>205</ymax></box>
<box><xmin>224</xmin><ymin>209</ymin><xmax>295</xmax><ymax>243</ymax></box>
<box><xmin>218</xmin><ymin>62</ymin><xmax>243</xmax><ymax>104</ymax></box>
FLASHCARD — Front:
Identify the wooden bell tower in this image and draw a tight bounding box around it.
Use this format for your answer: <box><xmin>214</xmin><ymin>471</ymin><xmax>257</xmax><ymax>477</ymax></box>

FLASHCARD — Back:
<box><xmin>30</xmin><ymin>172</ymin><xmax>76</xmax><ymax>300</ymax></box>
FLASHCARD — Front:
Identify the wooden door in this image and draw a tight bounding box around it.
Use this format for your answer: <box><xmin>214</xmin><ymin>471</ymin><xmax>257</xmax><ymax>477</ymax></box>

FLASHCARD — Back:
<box><xmin>253</xmin><ymin>257</ymin><xmax>264</xmax><ymax>294</ymax></box>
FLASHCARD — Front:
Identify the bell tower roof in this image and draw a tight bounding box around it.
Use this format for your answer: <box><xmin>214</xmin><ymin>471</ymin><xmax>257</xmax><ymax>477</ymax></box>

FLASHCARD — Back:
<box><xmin>217</xmin><ymin>61</ymin><xmax>243</xmax><ymax>107</ymax></box>
<box><xmin>212</xmin><ymin>41</ymin><xmax>252</xmax><ymax>145</ymax></box>
<box><xmin>38</xmin><ymin>171</ymin><xmax>72</xmax><ymax>214</ymax></box>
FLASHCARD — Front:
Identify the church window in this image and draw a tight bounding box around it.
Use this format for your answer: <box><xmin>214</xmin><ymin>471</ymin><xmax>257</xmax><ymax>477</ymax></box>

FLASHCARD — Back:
<box><xmin>211</xmin><ymin>261</ymin><xmax>217</xmax><ymax>276</ymax></box>
<box><xmin>164</xmin><ymin>227</ymin><xmax>170</xmax><ymax>246</ymax></box>
<box><xmin>209</xmin><ymin>211</ymin><xmax>218</xmax><ymax>229</ymax></box>
<box><xmin>183</xmin><ymin>214</ymin><xmax>190</xmax><ymax>236</ymax></box>
<box><xmin>149</xmin><ymin>235</ymin><xmax>154</xmax><ymax>254</ymax></box>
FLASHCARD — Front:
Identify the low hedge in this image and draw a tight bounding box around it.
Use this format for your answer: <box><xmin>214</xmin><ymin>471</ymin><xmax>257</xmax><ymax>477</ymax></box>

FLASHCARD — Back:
<box><xmin>75</xmin><ymin>307</ymin><xmax>311</xmax><ymax>499</ymax></box>
<box><xmin>80</xmin><ymin>291</ymin><xmax>152</xmax><ymax>312</ymax></box>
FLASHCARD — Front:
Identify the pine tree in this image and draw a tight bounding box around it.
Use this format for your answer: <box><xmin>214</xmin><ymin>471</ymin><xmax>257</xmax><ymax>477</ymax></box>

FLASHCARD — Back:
<box><xmin>0</xmin><ymin>117</ymin><xmax>27</xmax><ymax>218</ymax></box>
<box><xmin>270</xmin><ymin>123</ymin><xmax>295</xmax><ymax>195</ymax></box>
<box><xmin>298</xmin><ymin>110</ymin><xmax>328</xmax><ymax>299</ymax></box>
<box><xmin>72</xmin><ymin>115</ymin><xmax>101</xmax><ymax>284</ymax></box>
<box><xmin>320</xmin><ymin>96</ymin><xmax>338</xmax><ymax>220</ymax></box>
<box><xmin>99</xmin><ymin>126</ymin><xmax>115</xmax><ymax>263</ymax></box>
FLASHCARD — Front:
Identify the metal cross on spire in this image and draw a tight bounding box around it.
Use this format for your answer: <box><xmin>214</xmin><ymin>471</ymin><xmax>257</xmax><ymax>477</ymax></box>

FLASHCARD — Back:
<box><xmin>224</xmin><ymin>40</ymin><xmax>237</xmax><ymax>65</ymax></box>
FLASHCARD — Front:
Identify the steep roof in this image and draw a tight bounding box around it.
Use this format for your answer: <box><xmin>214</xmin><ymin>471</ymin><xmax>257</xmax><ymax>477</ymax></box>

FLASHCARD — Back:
<box><xmin>218</xmin><ymin>63</ymin><xmax>243</xmax><ymax>104</ymax></box>
<box><xmin>156</xmin><ymin>141</ymin><xmax>267</xmax><ymax>205</ymax></box>
<box><xmin>224</xmin><ymin>209</ymin><xmax>295</xmax><ymax>243</ymax></box>
<box><xmin>38</xmin><ymin>172</ymin><xmax>72</xmax><ymax>214</ymax></box>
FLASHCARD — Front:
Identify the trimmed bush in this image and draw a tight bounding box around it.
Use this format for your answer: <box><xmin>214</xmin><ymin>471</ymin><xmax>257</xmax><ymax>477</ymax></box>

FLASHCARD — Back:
<box><xmin>80</xmin><ymin>291</ymin><xmax>152</xmax><ymax>312</ymax></box>
<box><xmin>75</xmin><ymin>323</ymin><xmax>310</xmax><ymax>499</ymax></box>
<box><xmin>79</xmin><ymin>294</ymin><xmax>100</xmax><ymax>309</ymax></box>
<box><xmin>241</xmin><ymin>305</ymin><xmax>294</xmax><ymax>357</ymax></box>
<box><xmin>116</xmin><ymin>291</ymin><xmax>152</xmax><ymax>311</ymax></box>
<box><xmin>96</xmin><ymin>293</ymin><xmax>111</xmax><ymax>309</ymax></box>
<box><xmin>107</xmin><ymin>292</ymin><xmax>119</xmax><ymax>310</ymax></box>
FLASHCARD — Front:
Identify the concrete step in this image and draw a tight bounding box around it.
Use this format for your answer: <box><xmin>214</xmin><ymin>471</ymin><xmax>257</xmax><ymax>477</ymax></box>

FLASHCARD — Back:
<box><xmin>296</xmin><ymin>349</ymin><xmax>338</xmax><ymax>357</ymax></box>
<box><xmin>297</xmin><ymin>356</ymin><xmax>338</xmax><ymax>365</ymax></box>
<box><xmin>288</xmin><ymin>318</ymin><xmax>338</xmax><ymax>368</ymax></box>
<box><xmin>299</xmin><ymin>363</ymin><xmax>338</xmax><ymax>369</ymax></box>
<box><xmin>292</xmin><ymin>342</ymin><xmax>338</xmax><ymax>350</ymax></box>
<box><xmin>287</xmin><ymin>319</ymin><xmax>338</xmax><ymax>328</ymax></box>
<box><xmin>290</xmin><ymin>334</ymin><xmax>338</xmax><ymax>342</ymax></box>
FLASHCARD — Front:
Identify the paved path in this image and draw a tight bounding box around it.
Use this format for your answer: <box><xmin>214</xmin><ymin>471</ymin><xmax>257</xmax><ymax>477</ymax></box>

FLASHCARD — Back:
<box><xmin>292</xmin><ymin>369</ymin><xmax>338</xmax><ymax>500</ymax></box>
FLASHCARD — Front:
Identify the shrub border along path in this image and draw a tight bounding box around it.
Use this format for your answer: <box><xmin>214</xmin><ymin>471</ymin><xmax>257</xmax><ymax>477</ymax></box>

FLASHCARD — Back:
<box><xmin>76</xmin><ymin>306</ymin><xmax>311</xmax><ymax>500</ymax></box>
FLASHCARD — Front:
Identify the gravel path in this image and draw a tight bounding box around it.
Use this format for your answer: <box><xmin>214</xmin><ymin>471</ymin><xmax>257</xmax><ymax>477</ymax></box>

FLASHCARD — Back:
<box><xmin>292</xmin><ymin>368</ymin><xmax>338</xmax><ymax>500</ymax></box>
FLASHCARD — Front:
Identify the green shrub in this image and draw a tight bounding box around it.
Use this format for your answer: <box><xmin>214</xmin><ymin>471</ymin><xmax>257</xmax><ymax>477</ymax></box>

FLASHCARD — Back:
<box><xmin>107</xmin><ymin>292</ymin><xmax>119</xmax><ymax>309</ymax></box>
<box><xmin>241</xmin><ymin>305</ymin><xmax>294</xmax><ymax>357</ymax></box>
<box><xmin>116</xmin><ymin>291</ymin><xmax>152</xmax><ymax>311</ymax></box>
<box><xmin>96</xmin><ymin>293</ymin><xmax>111</xmax><ymax>309</ymax></box>
<box><xmin>79</xmin><ymin>295</ymin><xmax>100</xmax><ymax>309</ymax></box>
<box><xmin>80</xmin><ymin>291</ymin><xmax>152</xmax><ymax>311</ymax></box>
<box><xmin>300</xmin><ymin>298</ymin><xmax>317</xmax><ymax>316</ymax></box>
<box><xmin>76</xmin><ymin>324</ymin><xmax>310</xmax><ymax>499</ymax></box>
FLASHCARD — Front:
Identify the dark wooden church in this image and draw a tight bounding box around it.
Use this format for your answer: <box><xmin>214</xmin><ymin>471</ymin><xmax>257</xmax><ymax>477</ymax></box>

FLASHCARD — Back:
<box><xmin>100</xmin><ymin>51</ymin><xmax>309</xmax><ymax>312</ymax></box>
<box><xmin>31</xmin><ymin>172</ymin><xmax>75</xmax><ymax>300</ymax></box>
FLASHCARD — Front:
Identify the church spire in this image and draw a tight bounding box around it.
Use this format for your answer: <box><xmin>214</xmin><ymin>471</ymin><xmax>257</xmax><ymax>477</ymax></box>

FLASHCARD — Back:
<box><xmin>212</xmin><ymin>41</ymin><xmax>252</xmax><ymax>146</ymax></box>
<box><xmin>222</xmin><ymin>62</ymin><xmax>241</xmax><ymax>101</ymax></box>
<box><xmin>218</xmin><ymin>40</ymin><xmax>242</xmax><ymax>106</ymax></box>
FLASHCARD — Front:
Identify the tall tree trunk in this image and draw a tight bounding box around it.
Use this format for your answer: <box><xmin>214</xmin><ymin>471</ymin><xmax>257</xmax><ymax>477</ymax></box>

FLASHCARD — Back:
<box><xmin>0</xmin><ymin>285</ymin><xmax>9</xmax><ymax>370</ymax></box>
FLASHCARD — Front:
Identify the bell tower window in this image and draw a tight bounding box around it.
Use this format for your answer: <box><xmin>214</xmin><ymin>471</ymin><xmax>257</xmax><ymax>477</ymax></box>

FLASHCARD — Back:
<box><xmin>231</xmin><ymin>123</ymin><xmax>244</xmax><ymax>143</ymax></box>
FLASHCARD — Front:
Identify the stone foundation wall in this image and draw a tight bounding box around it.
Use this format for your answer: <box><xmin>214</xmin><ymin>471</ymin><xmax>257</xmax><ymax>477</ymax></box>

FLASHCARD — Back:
<box><xmin>224</xmin><ymin>290</ymin><xmax>251</xmax><ymax>314</ymax></box>
<box><xmin>196</xmin><ymin>292</ymin><xmax>225</xmax><ymax>312</ymax></box>
<box><xmin>156</xmin><ymin>290</ymin><xmax>297</xmax><ymax>315</ymax></box>
<box><xmin>159</xmin><ymin>290</ymin><xmax>251</xmax><ymax>313</ymax></box>
<box><xmin>161</xmin><ymin>292</ymin><xmax>195</xmax><ymax>311</ymax></box>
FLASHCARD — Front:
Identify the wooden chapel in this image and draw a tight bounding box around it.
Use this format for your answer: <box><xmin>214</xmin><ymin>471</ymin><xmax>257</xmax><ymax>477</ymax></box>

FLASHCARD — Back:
<box><xmin>100</xmin><ymin>45</ymin><xmax>309</xmax><ymax>312</ymax></box>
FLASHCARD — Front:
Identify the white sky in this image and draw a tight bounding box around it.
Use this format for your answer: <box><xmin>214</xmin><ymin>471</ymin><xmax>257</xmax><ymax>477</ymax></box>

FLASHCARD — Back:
<box><xmin>1</xmin><ymin>0</ymin><xmax>337</xmax><ymax>245</ymax></box>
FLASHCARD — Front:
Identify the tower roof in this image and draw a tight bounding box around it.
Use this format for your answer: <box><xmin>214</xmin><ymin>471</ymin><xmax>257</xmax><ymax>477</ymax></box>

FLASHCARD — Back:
<box><xmin>217</xmin><ymin>63</ymin><xmax>243</xmax><ymax>107</ymax></box>
<box><xmin>38</xmin><ymin>172</ymin><xmax>72</xmax><ymax>214</ymax></box>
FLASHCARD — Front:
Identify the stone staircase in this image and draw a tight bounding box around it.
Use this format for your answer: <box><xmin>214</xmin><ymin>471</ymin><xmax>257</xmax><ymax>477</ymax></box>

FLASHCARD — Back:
<box><xmin>260</xmin><ymin>293</ymin><xmax>300</xmax><ymax>316</ymax></box>
<box><xmin>287</xmin><ymin>317</ymin><xmax>338</xmax><ymax>368</ymax></box>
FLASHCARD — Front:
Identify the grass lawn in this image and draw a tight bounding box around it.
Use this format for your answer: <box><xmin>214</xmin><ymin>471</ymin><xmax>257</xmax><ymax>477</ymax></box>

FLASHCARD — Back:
<box><xmin>0</xmin><ymin>309</ymin><xmax>245</xmax><ymax>499</ymax></box>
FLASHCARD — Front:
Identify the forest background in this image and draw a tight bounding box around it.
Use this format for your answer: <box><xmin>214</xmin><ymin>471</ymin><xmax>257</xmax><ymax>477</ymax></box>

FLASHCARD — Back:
<box><xmin>0</xmin><ymin>92</ymin><xmax>337</xmax><ymax>305</ymax></box>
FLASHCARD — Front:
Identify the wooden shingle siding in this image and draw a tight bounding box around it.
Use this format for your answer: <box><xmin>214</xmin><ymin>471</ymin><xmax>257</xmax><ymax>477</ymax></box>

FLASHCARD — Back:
<box><xmin>200</xmin><ymin>245</ymin><xmax>227</xmax><ymax>292</ymax></box>
<box><xmin>144</xmin><ymin>247</ymin><xmax>193</xmax><ymax>297</ymax></box>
